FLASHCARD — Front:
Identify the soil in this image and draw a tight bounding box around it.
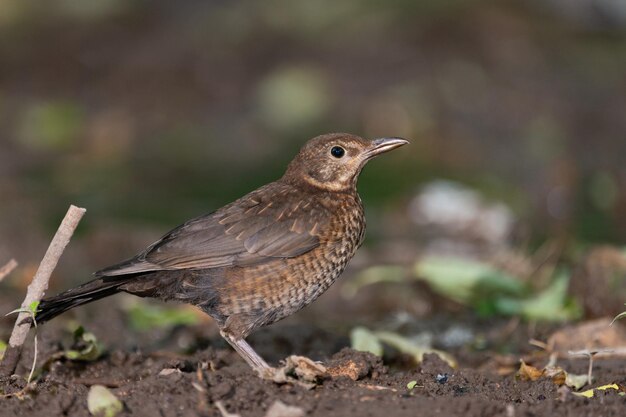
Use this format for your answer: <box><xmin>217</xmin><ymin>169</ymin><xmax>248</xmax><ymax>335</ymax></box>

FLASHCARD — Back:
<box><xmin>1</xmin><ymin>2</ymin><xmax>626</xmax><ymax>415</ymax></box>
<box><xmin>1</xmin><ymin>292</ymin><xmax>625</xmax><ymax>417</ymax></box>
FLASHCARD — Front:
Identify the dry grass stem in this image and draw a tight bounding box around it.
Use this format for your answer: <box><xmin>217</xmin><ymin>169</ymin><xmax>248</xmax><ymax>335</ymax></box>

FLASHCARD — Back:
<box><xmin>0</xmin><ymin>205</ymin><xmax>86</xmax><ymax>377</ymax></box>
<box><xmin>0</xmin><ymin>258</ymin><xmax>18</xmax><ymax>282</ymax></box>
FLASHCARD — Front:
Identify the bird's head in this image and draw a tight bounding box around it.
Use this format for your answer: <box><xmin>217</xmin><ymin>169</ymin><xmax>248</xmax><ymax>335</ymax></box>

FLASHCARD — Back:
<box><xmin>283</xmin><ymin>133</ymin><xmax>408</xmax><ymax>192</ymax></box>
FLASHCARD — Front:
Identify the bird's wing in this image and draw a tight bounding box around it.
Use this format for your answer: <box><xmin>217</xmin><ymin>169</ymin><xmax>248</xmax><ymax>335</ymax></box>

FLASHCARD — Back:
<box><xmin>96</xmin><ymin>184</ymin><xmax>325</xmax><ymax>276</ymax></box>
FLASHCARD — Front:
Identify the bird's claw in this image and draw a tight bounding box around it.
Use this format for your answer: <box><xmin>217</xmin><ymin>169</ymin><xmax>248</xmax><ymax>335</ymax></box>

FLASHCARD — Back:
<box><xmin>254</xmin><ymin>365</ymin><xmax>279</xmax><ymax>380</ymax></box>
<box><xmin>268</xmin><ymin>355</ymin><xmax>328</xmax><ymax>388</ymax></box>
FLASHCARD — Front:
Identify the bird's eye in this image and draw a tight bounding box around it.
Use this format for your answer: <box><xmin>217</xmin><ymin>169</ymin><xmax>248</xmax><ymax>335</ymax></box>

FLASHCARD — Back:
<box><xmin>330</xmin><ymin>146</ymin><xmax>345</xmax><ymax>158</ymax></box>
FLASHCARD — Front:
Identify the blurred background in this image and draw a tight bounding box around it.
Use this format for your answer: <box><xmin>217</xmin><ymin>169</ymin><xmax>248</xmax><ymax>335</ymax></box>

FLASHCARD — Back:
<box><xmin>2</xmin><ymin>0</ymin><xmax>626</xmax><ymax>351</ymax></box>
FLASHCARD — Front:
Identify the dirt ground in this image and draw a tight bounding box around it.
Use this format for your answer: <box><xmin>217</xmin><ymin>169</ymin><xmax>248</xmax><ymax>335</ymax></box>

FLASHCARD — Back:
<box><xmin>1</xmin><ymin>288</ymin><xmax>625</xmax><ymax>417</ymax></box>
<box><xmin>2</xmin><ymin>2</ymin><xmax>626</xmax><ymax>416</ymax></box>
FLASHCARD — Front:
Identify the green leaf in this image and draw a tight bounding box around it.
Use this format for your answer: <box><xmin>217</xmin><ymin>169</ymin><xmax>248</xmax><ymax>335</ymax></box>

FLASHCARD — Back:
<box><xmin>5</xmin><ymin>301</ymin><xmax>40</xmax><ymax>320</ymax></box>
<box><xmin>407</xmin><ymin>380</ymin><xmax>418</xmax><ymax>390</ymax></box>
<box><xmin>0</xmin><ymin>340</ymin><xmax>7</xmax><ymax>360</ymax></box>
<box><xmin>494</xmin><ymin>271</ymin><xmax>580</xmax><ymax>321</ymax></box>
<box><xmin>87</xmin><ymin>385</ymin><xmax>123</xmax><ymax>417</ymax></box>
<box><xmin>342</xmin><ymin>266</ymin><xmax>406</xmax><ymax>298</ymax></box>
<box><xmin>127</xmin><ymin>304</ymin><xmax>199</xmax><ymax>331</ymax></box>
<box><xmin>373</xmin><ymin>330</ymin><xmax>456</xmax><ymax>367</ymax></box>
<box><xmin>565</xmin><ymin>373</ymin><xmax>589</xmax><ymax>391</ymax></box>
<box><xmin>256</xmin><ymin>66</ymin><xmax>331</xmax><ymax>132</ymax></box>
<box><xmin>610</xmin><ymin>304</ymin><xmax>626</xmax><ymax>326</ymax></box>
<box><xmin>573</xmin><ymin>383</ymin><xmax>619</xmax><ymax>398</ymax></box>
<box><xmin>414</xmin><ymin>256</ymin><xmax>525</xmax><ymax>306</ymax></box>
<box><xmin>5</xmin><ymin>308</ymin><xmax>27</xmax><ymax>316</ymax></box>
<box><xmin>29</xmin><ymin>301</ymin><xmax>40</xmax><ymax>314</ymax></box>
<box><xmin>63</xmin><ymin>326</ymin><xmax>103</xmax><ymax>361</ymax></box>
<box><xmin>350</xmin><ymin>327</ymin><xmax>384</xmax><ymax>356</ymax></box>
<box><xmin>18</xmin><ymin>100</ymin><xmax>84</xmax><ymax>150</ymax></box>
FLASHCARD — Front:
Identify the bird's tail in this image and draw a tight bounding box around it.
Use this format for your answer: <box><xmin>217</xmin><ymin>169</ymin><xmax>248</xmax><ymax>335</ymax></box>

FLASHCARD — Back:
<box><xmin>36</xmin><ymin>277</ymin><xmax>130</xmax><ymax>323</ymax></box>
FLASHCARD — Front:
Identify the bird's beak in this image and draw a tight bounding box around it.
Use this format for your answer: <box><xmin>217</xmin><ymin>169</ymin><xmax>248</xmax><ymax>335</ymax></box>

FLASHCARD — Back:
<box><xmin>364</xmin><ymin>137</ymin><xmax>409</xmax><ymax>159</ymax></box>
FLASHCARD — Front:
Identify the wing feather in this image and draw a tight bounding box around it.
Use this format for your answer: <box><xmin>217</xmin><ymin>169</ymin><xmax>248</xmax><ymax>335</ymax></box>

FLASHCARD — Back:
<box><xmin>96</xmin><ymin>183</ymin><xmax>325</xmax><ymax>276</ymax></box>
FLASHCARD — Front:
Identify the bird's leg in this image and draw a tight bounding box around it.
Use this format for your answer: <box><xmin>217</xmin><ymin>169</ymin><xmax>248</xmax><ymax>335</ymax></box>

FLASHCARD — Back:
<box><xmin>219</xmin><ymin>330</ymin><xmax>275</xmax><ymax>378</ymax></box>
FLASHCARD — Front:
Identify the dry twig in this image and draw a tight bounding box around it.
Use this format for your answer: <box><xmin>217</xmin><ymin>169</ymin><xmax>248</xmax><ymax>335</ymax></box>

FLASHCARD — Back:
<box><xmin>0</xmin><ymin>205</ymin><xmax>86</xmax><ymax>378</ymax></box>
<box><xmin>0</xmin><ymin>258</ymin><xmax>18</xmax><ymax>282</ymax></box>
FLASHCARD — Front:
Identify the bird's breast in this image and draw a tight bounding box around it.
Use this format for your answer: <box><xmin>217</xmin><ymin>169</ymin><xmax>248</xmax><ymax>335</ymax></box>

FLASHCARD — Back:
<box><xmin>211</xmin><ymin>192</ymin><xmax>365</xmax><ymax>327</ymax></box>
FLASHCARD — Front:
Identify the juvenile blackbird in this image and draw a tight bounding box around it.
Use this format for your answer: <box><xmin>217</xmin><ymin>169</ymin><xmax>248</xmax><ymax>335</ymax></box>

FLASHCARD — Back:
<box><xmin>36</xmin><ymin>133</ymin><xmax>408</xmax><ymax>377</ymax></box>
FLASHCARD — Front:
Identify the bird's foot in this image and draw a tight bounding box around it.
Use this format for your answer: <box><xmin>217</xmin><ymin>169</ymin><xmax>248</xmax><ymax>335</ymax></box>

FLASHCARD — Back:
<box><xmin>253</xmin><ymin>365</ymin><xmax>279</xmax><ymax>380</ymax></box>
<box><xmin>270</xmin><ymin>355</ymin><xmax>328</xmax><ymax>388</ymax></box>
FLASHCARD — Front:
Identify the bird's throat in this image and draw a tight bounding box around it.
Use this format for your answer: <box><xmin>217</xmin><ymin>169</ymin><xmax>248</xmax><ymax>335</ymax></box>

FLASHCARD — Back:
<box><xmin>299</xmin><ymin>174</ymin><xmax>355</xmax><ymax>192</ymax></box>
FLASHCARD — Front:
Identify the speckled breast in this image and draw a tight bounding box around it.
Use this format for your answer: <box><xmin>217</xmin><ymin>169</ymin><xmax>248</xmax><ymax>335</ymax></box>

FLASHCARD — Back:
<box><xmin>216</xmin><ymin>191</ymin><xmax>365</xmax><ymax>332</ymax></box>
<box><xmin>273</xmin><ymin>193</ymin><xmax>366</xmax><ymax>318</ymax></box>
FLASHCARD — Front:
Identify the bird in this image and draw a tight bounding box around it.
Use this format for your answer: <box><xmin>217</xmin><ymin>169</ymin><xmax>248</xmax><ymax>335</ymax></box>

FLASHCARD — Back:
<box><xmin>36</xmin><ymin>133</ymin><xmax>408</xmax><ymax>377</ymax></box>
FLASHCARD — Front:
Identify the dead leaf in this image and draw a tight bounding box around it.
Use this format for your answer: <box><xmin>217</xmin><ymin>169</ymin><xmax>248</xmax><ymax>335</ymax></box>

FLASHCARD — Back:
<box><xmin>518</xmin><ymin>359</ymin><xmax>592</xmax><ymax>391</ymax></box>
<box><xmin>517</xmin><ymin>361</ymin><xmax>544</xmax><ymax>381</ymax></box>
<box><xmin>548</xmin><ymin>369</ymin><xmax>566</xmax><ymax>386</ymax></box>
<box><xmin>273</xmin><ymin>355</ymin><xmax>327</xmax><ymax>388</ymax></box>
<box><xmin>573</xmin><ymin>383</ymin><xmax>621</xmax><ymax>398</ymax></box>
<box><xmin>565</xmin><ymin>373</ymin><xmax>589</xmax><ymax>390</ymax></box>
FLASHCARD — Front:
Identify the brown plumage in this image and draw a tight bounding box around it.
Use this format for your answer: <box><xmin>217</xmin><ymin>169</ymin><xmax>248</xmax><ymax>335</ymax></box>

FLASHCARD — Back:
<box><xmin>36</xmin><ymin>133</ymin><xmax>408</xmax><ymax>376</ymax></box>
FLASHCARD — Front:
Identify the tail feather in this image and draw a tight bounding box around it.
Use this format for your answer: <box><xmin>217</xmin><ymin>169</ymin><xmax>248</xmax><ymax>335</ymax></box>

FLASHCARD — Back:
<box><xmin>36</xmin><ymin>277</ymin><xmax>130</xmax><ymax>323</ymax></box>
